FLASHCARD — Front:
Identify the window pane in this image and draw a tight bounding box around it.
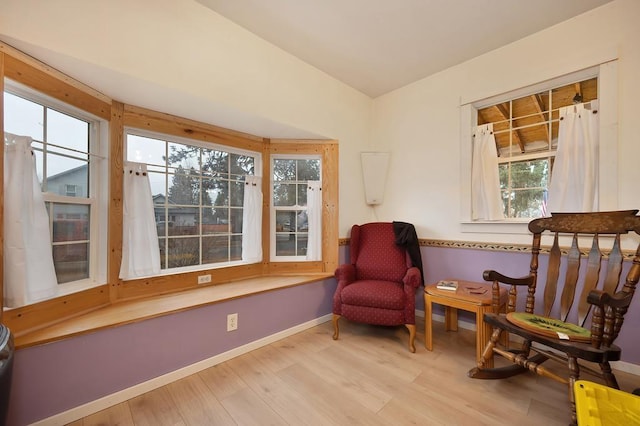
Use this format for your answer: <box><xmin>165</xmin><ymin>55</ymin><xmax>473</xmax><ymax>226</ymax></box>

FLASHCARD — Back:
<box><xmin>203</xmin><ymin>235</ymin><xmax>229</xmax><ymax>264</ymax></box>
<box><xmin>156</xmin><ymin>218</ymin><xmax>173</xmax><ymax>237</ymax></box>
<box><xmin>47</xmin><ymin>108</ymin><xmax>89</xmax><ymax>156</ymax></box>
<box><xmin>212</xmin><ymin>206</ymin><xmax>229</xmax><ymax>230</ymax></box>
<box><xmin>275</xmin><ymin>237</ymin><xmax>295</xmax><ymax>256</ymax></box>
<box><xmin>297</xmin><ymin>159</ymin><xmax>320</xmax><ymax>180</ymax></box>
<box><xmin>274</xmin><ymin>183</ymin><xmax>295</xmax><ymax>206</ymax></box>
<box><xmin>273</xmin><ymin>159</ymin><xmax>295</xmax><ymax>181</ymax></box>
<box><xmin>512</xmin><ymin>91</ymin><xmax>548</xmax><ymax>124</ymax></box>
<box><xmin>203</xmin><ymin>214</ymin><xmax>228</xmax><ymax>235</ymax></box>
<box><xmin>52</xmin><ymin>204</ymin><xmax>89</xmax><ymax>242</ymax></box>
<box><xmin>296</xmin><ymin>235</ymin><xmax>308</xmax><ymax>256</ymax></box>
<box><xmin>53</xmin><ymin>243</ymin><xmax>89</xmax><ymax>283</ymax></box>
<box><xmin>203</xmin><ymin>149</ymin><xmax>228</xmax><ymax>175</ymax></box>
<box><xmin>511</xmin><ymin>159</ymin><xmax>549</xmax><ymax>189</ymax></box>
<box><xmin>230</xmin><ymin>207</ymin><xmax>243</xmax><ymax>234</ymax></box>
<box><xmin>296</xmin><ymin>211</ymin><xmax>308</xmax><ymax>232</ymax></box>
<box><xmin>551</xmin><ymin>78</ymin><xmax>598</xmax><ymax>110</ymax></box>
<box><xmin>4</xmin><ymin>92</ymin><xmax>44</xmax><ymax>140</ymax></box>
<box><xmin>297</xmin><ymin>183</ymin><xmax>307</xmax><ymax>206</ymax></box>
<box><xmin>230</xmin><ymin>153</ymin><xmax>254</xmax><ymax>176</ymax></box>
<box><xmin>167</xmin><ymin>237</ymin><xmax>200</xmax><ymax>268</ymax></box>
<box><xmin>167</xmin><ymin>168</ymin><xmax>200</xmax><ymax>205</ymax></box>
<box><xmin>127</xmin><ymin>134</ymin><xmax>166</xmax><ymax>167</ymax></box>
<box><xmin>167</xmin><ymin>207</ymin><xmax>200</xmax><ymax>236</ymax></box>
<box><xmin>148</xmin><ymin>171</ymin><xmax>166</xmax><ymax>199</ymax></box>
<box><xmin>158</xmin><ymin>237</ymin><xmax>167</xmax><ymax>269</ymax></box>
<box><xmin>229</xmin><ymin>181</ymin><xmax>244</xmax><ymax>207</ymax></box>
<box><xmin>508</xmin><ymin>189</ymin><xmax>546</xmax><ymax>218</ymax></box>
<box><xmin>231</xmin><ymin>235</ymin><xmax>242</xmax><ymax>261</ymax></box>
<box><xmin>478</xmin><ymin>102</ymin><xmax>509</xmax><ymax>129</ymax></box>
<box><xmin>46</xmin><ymin>155</ymin><xmax>89</xmax><ymax>197</ymax></box>
<box><xmin>211</xmin><ymin>179</ymin><xmax>229</xmax><ymax>206</ymax></box>
<box><xmin>168</xmin><ymin>142</ymin><xmax>199</xmax><ymax>171</ymax></box>
<box><xmin>201</xmin><ymin>205</ymin><xmax>215</xmax><ymax>228</ymax></box>
<box><xmin>498</xmin><ymin>164</ymin><xmax>509</xmax><ymax>190</ymax></box>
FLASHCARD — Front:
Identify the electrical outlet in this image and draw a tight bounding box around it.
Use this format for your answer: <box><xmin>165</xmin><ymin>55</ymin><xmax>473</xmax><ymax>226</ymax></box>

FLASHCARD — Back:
<box><xmin>198</xmin><ymin>274</ymin><xmax>212</xmax><ymax>284</ymax></box>
<box><xmin>227</xmin><ymin>313</ymin><xmax>238</xmax><ymax>331</ymax></box>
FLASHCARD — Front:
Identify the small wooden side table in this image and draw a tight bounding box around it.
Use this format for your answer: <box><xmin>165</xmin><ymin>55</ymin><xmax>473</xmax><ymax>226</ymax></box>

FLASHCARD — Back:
<box><xmin>424</xmin><ymin>280</ymin><xmax>507</xmax><ymax>367</ymax></box>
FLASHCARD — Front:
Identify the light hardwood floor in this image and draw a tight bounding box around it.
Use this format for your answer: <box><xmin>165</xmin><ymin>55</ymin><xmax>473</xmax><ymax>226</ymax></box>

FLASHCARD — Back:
<box><xmin>68</xmin><ymin>319</ymin><xmax>639</xmax><ymax>425</ymax></box>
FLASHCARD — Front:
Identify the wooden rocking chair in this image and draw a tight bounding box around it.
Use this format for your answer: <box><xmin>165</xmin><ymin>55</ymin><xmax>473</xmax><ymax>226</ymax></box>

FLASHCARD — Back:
<box><xmin>468</xmin><ymin>210</ymin><xmax>640</xmax><ymax>425</ymax></box>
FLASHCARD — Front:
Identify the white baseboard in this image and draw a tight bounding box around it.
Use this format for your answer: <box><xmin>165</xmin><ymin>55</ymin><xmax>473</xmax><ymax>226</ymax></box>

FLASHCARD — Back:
<box><xmin>33</xmin><ymin>314</ymin><xmax>334</xmax><ymax>426</ymax></box>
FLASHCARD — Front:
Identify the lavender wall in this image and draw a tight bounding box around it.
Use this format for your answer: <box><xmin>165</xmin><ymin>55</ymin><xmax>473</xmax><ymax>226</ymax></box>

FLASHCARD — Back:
<box><xmin>7</xmin><ymin>243</ymin><xmax>640</xmax><ymax>425</ymax></box>
<box><xmin>342</xmin><ymin>242</ymin><xmax>640</xmax><ymax>365</ymax></box>
<box><xmin>418</xmin><ymin>245</ymin><xmax>640</xmax><ymax>365</ymax></box>
<box><xmin>7</xmin><ymin>278</ymin><xmax>336</xmax><ymax>426</ymax></box>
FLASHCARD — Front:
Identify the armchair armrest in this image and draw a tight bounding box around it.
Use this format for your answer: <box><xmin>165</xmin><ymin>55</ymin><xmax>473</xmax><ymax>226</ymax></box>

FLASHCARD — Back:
<box><xmin>335</xmin><ymin>264</ymin><xmax>356</xmax><ymax>285</ymax></box>
<box><xmin>403</xmin><ymin>266</ymin><xmax>422</xmax><ymax>289</ymax></box>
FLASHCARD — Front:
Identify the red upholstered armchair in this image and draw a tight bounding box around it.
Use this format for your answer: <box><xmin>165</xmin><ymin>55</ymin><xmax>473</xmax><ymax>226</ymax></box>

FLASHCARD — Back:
<box><xmin>332</xmin><ymin>222</ymin><xmax>423</xmax><ymax>352</ymax></box>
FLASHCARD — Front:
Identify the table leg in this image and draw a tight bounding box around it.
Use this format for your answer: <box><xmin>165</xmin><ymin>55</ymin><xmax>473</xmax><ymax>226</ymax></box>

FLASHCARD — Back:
<box><xmin>444</xmin><ymin>306</ymin><xmax>458</xmax><ymax>331</ymax></box>
<box><xmin>425</xmin><ymin>294</ymin><xmax>433</xmax><ymax>350</ymax></box>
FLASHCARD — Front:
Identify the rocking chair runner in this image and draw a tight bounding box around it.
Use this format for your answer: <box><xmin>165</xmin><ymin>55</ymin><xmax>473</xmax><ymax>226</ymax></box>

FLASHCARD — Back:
<box><xmin>468</xmin><ymin>210</ymin><xmax>640</xmax><ymax>425</ymax></box>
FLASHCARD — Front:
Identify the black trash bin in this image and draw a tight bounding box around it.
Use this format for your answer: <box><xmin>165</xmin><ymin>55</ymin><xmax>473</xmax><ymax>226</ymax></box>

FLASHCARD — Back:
<box><xmin>0</xmin><ymin>325</ymin><xmax>13</xmax><ymax>426</ymax></box>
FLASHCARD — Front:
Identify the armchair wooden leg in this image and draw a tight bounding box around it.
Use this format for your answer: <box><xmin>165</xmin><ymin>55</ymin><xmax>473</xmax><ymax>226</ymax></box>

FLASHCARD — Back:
<box><xmin>332</xmin><ymin>314</ymin><xmax>340</xmax><ymax>340</ymax></box>
<box><xmin>405</xmin><ymin>324</ymin><xmax>416</xmax><ymax>353</ymax></box>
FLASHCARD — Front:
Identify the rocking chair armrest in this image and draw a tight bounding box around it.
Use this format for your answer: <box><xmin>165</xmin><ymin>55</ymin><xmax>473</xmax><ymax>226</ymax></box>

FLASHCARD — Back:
<box><xmin>483</xmin><ymin>270</ymin><xmax>534</xmax><ymax>286</ymax></box>
<box><xmin>402</xmin><ymin>266</ymin><xmax>422</xmax><ymax>289</ymax></box>
<box><xmin>587</xmin><ymin>289</ymin><xmax>634</xmax><ymax>309</ymax></box>
<box><xmin>335</xmin><ymin>264</ymin><xmax>356</xmax><ymax>285</ymax></box>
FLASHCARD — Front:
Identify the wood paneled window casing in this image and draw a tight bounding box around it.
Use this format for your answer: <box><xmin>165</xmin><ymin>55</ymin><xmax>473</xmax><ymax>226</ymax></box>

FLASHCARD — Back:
<box><xmin>0</xmin><ymin>44</ymin><xmax>338</xmax><ymax>339</ymax></box>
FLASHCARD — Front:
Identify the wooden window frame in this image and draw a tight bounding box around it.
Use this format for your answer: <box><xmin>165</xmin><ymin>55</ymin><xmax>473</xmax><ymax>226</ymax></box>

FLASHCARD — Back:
<box><xmin>0</xmin><ymin>43</ymin><xmax>338</xmax><ymax>338</ymax></box>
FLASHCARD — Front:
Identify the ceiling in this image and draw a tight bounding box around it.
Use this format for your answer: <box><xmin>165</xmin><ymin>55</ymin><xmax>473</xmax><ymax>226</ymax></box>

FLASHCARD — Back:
<box><xmin>197</xmin><ymin>0</ymin><xmax>613</xmax><ymax>98</ymax></box>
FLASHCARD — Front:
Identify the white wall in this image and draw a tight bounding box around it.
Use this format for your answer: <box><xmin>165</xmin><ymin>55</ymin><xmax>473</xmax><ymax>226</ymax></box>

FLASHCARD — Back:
<box><xmin>2</xmin><ymin>1</ymin><xmax>639</xmax><ymax>240</ymax></box>
<box><xmin>372</xmin><ymin>0</ymin><xmax>640</xmax><ymax>243</ymax></box>
<box><xmin>0</xmin><ymin>0</ymin><xmax>374</xmax><ymax>236</ymax></box>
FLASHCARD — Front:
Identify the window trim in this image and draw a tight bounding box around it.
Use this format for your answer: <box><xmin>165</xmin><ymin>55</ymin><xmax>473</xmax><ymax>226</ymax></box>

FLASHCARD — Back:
<box><xmin>460</xmin><ymin>61</ymin><xmax>618</xmax><ymax>234</ymax></box>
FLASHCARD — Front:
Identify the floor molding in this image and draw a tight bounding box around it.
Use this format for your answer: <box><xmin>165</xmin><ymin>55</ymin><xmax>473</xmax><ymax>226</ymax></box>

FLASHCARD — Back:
<box><xmin>33</xmin><ymin>314</ymin><xmax>334</xmax><ymax>426</ymax></box>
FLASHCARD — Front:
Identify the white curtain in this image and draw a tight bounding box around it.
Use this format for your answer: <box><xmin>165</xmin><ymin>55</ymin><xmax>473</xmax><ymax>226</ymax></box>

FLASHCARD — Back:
<box><xmin>547</xmin><ymin>101</ymin><xmax>599</xmax><ymax>213</ymax></box>
<box><xmin>4</xmin><ymin>133</ymin><xmax>58</xmax><ymax>307</ymax></box>
<box><xmin>306</xmin><ymin>180</ymin><xmax>322</xmax><ymax>261</ymax></box>
<box><xmin>242</xmin><ymin>175</ymin><xmax>262</xmax><ymax>263</ymax></box>
<box><xmin>119</xmin><ymin>162</ymin><xmax>161</xmax><ymax>280</ymax></box>
<box><xmin>472</xmin><ymin>123</ymin><xmax>504</xmax><ymax>220</ymax></box>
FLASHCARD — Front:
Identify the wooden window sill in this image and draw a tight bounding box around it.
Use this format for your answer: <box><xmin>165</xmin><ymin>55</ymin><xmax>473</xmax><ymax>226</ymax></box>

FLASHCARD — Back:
<box><xmin>14</xmin><ymin>273</ymin><xmax>333</xmax><ymax>350</ymax></box>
